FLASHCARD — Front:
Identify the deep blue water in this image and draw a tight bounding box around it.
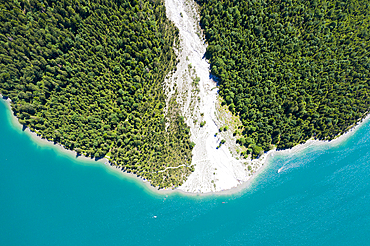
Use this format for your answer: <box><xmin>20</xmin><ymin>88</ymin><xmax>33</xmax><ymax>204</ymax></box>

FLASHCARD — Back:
<box><xmin>1</xmin><ymin>99</ymin><xmax>370</xmax><ymax>246</ymax></box>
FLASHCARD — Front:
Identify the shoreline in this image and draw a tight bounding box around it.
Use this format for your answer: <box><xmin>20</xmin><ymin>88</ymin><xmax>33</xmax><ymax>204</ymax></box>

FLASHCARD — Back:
<box><xmin>272</xmin><ymin>112</ymin><xmax>370</xmax><ymax>157</ymax></box>
<box><xmin>211</xmin><ymin>111</ymin><xmax>370</xmax><ymax>195</ymax></box>
<box><xmin>2</xmin><ymin>94</ymin><xmax>370</xmax><ymax>197</ymax></box>
<box><xmin>0</xmin><ymin>95</ymin><xmax>263</xmax><ymax>196</ymax></box>
<box><xmin>0</xmin><ymin>96</ymin><xmax>172</xmax><ymax>195</ymax></box>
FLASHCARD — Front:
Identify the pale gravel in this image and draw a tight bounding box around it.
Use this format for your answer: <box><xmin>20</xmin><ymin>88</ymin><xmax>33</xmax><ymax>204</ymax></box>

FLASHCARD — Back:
<box><xmin>164</xmin><ymin>0</ymin><xmax>268</xmax><ymax>193</ymax></box>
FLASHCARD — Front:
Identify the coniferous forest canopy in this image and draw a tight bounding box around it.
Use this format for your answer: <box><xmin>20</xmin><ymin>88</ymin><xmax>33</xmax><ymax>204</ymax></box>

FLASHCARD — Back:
<box><xmin>1</xmin><ymin>0</ymin><xmax>370</xmax><ymax>189</ymax></box>
<box><xmin>199</xmin><ymin>0</ymin><xmax>370</xmax><ymax>157</ymax></box>
<box><xmin>0</xmin><ymin>0</ymin><xmax>194</xmax><ymax>188</ymax></box>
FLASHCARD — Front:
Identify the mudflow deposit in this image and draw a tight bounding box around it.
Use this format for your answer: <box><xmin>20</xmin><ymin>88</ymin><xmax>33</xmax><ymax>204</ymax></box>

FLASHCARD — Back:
<box><xmin>164</xmin><ymin>0</ymin><xmax>268</xmax><ymax>193</ymax></box>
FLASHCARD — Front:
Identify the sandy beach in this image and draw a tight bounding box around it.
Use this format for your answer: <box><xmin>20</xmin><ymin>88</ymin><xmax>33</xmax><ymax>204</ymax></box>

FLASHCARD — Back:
<box><xmin>1</xmin><ymin>93</ymin><xmax>257</xmax><ymax>196</ymax></box>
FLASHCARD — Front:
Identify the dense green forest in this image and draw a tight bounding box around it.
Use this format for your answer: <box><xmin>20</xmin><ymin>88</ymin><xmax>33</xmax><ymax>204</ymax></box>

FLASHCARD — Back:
<box><xmin>199</xmin><ymin>0</ymin><xmax>370</xmax><ymax>157</ymax></box>
<box><xmin>0</xmin><ymin>0</ymin><xmax>194</xmax><ymax>188</ymax></box>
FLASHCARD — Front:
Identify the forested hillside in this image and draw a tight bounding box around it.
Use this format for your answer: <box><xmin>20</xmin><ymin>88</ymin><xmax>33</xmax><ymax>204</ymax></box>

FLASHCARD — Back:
<box><xmin>199</xmin><ymin>0</ymin><xmax>370</xmax><ymax>157</ymax></box>
<box><xmin>0</xmin><ymin>0</ymin><xmax>193</xmax><ymax>188</ymax></box>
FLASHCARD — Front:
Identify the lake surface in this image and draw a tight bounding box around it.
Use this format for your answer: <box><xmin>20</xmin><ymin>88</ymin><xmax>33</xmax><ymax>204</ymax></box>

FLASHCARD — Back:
<box><xmin>1</xmin><ymin>99</ymin><xmax>370</xmax><ymax>246</ymax></box>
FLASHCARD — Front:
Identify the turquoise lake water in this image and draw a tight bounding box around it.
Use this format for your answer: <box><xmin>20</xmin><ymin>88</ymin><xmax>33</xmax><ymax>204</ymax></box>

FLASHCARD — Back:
<box><xmin>1</xmin><ymin>99</ymin><xmax>370</xmax><ymax>246</ymax></box>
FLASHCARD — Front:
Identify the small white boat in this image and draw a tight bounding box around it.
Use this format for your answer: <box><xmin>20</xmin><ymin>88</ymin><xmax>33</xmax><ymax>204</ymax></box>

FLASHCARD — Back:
<box><xmin>277</xmin><ymin>167</ymin><xmax>283</xmax><ymax>173</ymax></box>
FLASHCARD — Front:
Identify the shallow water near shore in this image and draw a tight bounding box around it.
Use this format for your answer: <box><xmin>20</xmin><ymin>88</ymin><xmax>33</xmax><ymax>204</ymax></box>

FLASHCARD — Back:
<box><xmin>1</xmin><ymin>99</ymin><xmax>370</xmax><ymax>245</ymax></box>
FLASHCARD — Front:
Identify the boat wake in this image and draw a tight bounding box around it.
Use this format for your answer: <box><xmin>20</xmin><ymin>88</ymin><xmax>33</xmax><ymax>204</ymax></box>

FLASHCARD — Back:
<box><xmin>277</xmin><ymin>167</ymin><xmax>284</xmax><ymax>174</ymax></box>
